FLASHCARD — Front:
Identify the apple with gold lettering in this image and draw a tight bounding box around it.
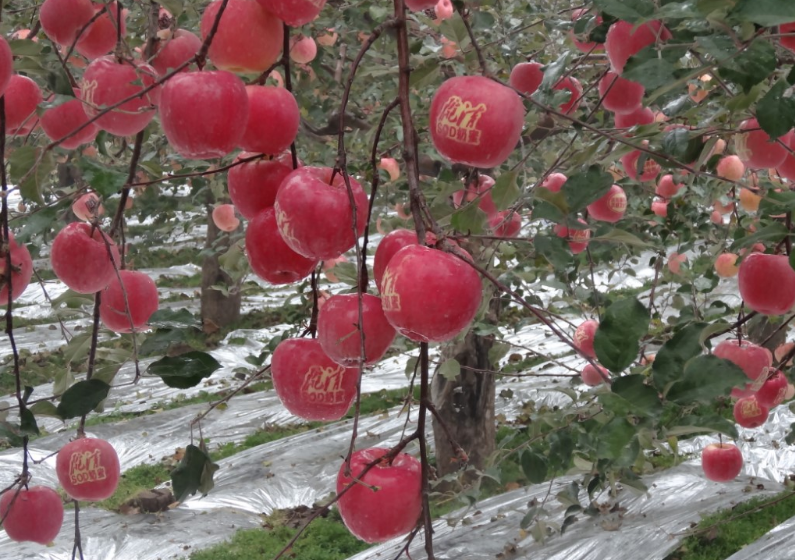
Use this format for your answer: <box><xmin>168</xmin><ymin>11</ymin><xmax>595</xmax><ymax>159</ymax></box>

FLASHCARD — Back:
<box><xmin>56</xmin><ymin>437</ymin><xmax>121</xmax><ymax>501</ymax></box>
<box><xmin>430</xmin><ymin>75</ymin><xmax>525</xmax><ymax>168</ymax></box>
<box><xmin>271</xmin><ymin>338</ymin><xmax>358</xmax><ymax>421</ymax></box>
<box><xmin>733</xmin><ymin>396</ymin><xmax>769</xmax><ymax>428</ymax></box>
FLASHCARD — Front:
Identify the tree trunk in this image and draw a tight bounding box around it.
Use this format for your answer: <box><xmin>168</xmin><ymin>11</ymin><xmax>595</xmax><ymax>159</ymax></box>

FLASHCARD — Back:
<box><xmin>431</xmin><ymin>303</ymin><xmax>497</xmax><ymax>477</ymax></box>
<box><xmin>200</xmin><ymin>205</ymin><xmax>241</xmax><ymax>332</ymax></box>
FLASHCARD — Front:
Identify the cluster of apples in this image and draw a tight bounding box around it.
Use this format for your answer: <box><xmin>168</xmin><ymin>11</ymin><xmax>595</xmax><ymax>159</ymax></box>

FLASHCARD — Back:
<box><xmin>0</xmin><ymin>437</ymin><xmax>120</xmax><ymax>544</ymax></box>
<box><xmin>451</xmin><ymin>175</ymin><xmax>522</xmax><ymax>238</ymax></box>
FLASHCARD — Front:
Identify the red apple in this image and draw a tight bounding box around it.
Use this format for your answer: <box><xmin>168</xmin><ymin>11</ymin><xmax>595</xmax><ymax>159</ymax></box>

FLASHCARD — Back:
<box><xmin>540</xmin><ymin>172</ymin><xmax>567</xmax><ymax>192</ymax></box>
<box><xmin>615</xmin><ymin>106</ymin><xmax>654</xmax><ymax>128</ymax></box>
<box><xmin>430</xmin><ymin>76</ymin><xmax>525</xmax><ymax>168</ymax></box>
<box><xmin>5</xmin><ymin>75</ymin><xmax>42</xmax><ymax>136</ymax></box>
<box><xmin>509</xmin><ymin>62</ymin><xmax>543</xmax><ymax>96</ymax></box>
<box><xmin>40</xmin><ymin>0</ymin><xmax>95</xmax><ymax>46</ymax></box>
<box><xmin>655</xmin><ymin>174</ymin><xmax>683</xmax><ymax>198</ymax></box>
<box><xmin>51</xmin><ymin>222</ymin><xmax>120</xmax><ymax>294</ymax></box>
<box><xmin>554</xmin><ymin>76</ymin><xmax>583</xmax><ymax>114</ymax></box>
<box><xmin>336</xmin><ymin>447</ymin><xmax>421</xmax><ymax>544</ymax></box>
<box><xmin>781</xmin><ymin>22</ymin><xmax>795</xmax><ymax>52</ymax></box>
<box><xmin>56</xmin><ymin>437</ymin><xmax>121</xmax><ymax>501</ymax></box>
<box><xmin>245</xmin><ymin>207</ymin><xmax>317</xmax><ymax>284</ymax></box>
<box><xmin>159</xmin><ymin>71</ymin><xmax>249</xmax><ymax>159</ymax></box>
<box><xmin>452</xmin><ymin>175</ymin><xmax>497</xmax><ymax>216</ymax></box>
<box><xmin>378</xmin><ymin>157</ymin><xmax>400</xmax><ymax>182</ymax></box>
<box><xmin>735</xmin><ymin>119</ymin><xmax>789</xmax><ymax>170</ymax></box>
<box><xmin>587</xmin><ymin>184</ymin><xmax>626</xmax><ymax>223</ymax></box>
<box><xmin>488</xmin><ymin>211</ymin><xmax>522</xmax><ymax>237</ymax></box>
<box><xmin>0</xmin><ymin>37</ymin><xmax>12</xmax><ymax>98</ymax></box>
<box><xmin>151</xmin><ymin>29</ymin><xmax>201</xmax><ymax>75</ymax></box>
<box><xmin>598</xmin><ymin>71</ymin><xmax>644</xmax><ymax>114</ymax></box>
<box><xmin>581</xmin><ymin>363</ymin><xmax>608</xmax><ymax>386</ymax></box>
<box><xmin>435</xmin><ymin>0</ymin><xmax>454</xmax><ymax>20</ymax></box>
<box><xmin>99</xmin><ymin>270</ymin><xmax>159</xmax><ymax>333</ymax></box>
<box><xmin>554</xmin><ymin>220</ymin><xmax>590</xmax><ymax>254</ymax></box>
<box><xmin>605</xmin><ymin>20</ymin><xmax>671</xmax><ymax>74</ymax></box>
<box><xmin>381</xmin><ymin>245</ymin><xmax>482</xmax><ymax>342</ymax></box>
<box><xmin>212</xmin><ymin>204</ymin><xmax>240</xmax><ymax>232</ymax></box>
<box><xmin>72</xmin><ymin>192</ymin><xmax>105</xmax><ymax>221</ymax></box>
<box><xmin>574</xmin><ymin>319</ymin><xmax>598</xmax><ymax>358</ymax></box>
<box><xmin>738</xmin><ymin>253</ymin><xmax>795</xmax><ymax>315</ymax></box>
<box><xmin>733</xmin><ymin>396</ymin><xmax>769</xmax><ymax>428</ymax></box>
<box><xmin>228</xmin><ymin>152</ymin><xmax>295</xmax><ymax>220</ymax></box>
<box><xmin>651</xmin><ymin>199</ymin><xmax>668</xmax><ymax>217</ymax></box>
<box><xmin>0</xmin><ymin>232</ymin><xmax>33</xmax><ymax>305</ymax></box>
<box><xmin>755</xmin><ymin>370</ymin><xmax>788</xmax><ymax>408</ymax></box>
<box><xmin>290</xmin><ymin>36</ymin><xmax>317</xmax><ymax>64</ymax></box>
<box><xmin>257</xmin><ymin>0</ymin><xmax>327</xmax><ymax>26</ymax></box>
<box><xmin>714</xmin><ymin>253</ymin><xmax>739</xmax><ymax>278</ymax></box>
<box><xmin>569</xmin><ymin>9</ymin><xmax>603</xmax><ymax>53</ymax></box>
<box><xmin>76</xmin><ymin>2</ymin><xmax>127</xmax><ymax>60</ymax></box>
<box><xmin>41</xmin><ymin>98</ymin><xmax>100</xmax><ymax>149</ymax></box>
<box><xmin>271</xmin><ymin>338</ymin><xmax>358</xmax><ymax>420</ymax></box>
<box><xmin>621</xmin><ymin>149</ymin><xmax>661</xmax><ymax>181</ymax></box>
<box><xmin>0</xmin><ymin>486</ymin><xmax>64</xmax><ymax>544</ymax></box>
<box><xmin>318</xmin><ymin>293</ymin><xmax>396</xmax><ymax>366</ymax></box>
<box><xmin>714</xmin><ymin>340</ymin><xmax>772</xmax><ymax>381</ymax></box>
<box><xmin>274</xmin><ymin>167</ymin><xmax>368</xmax><ymax>260</ymax></box>
<box><xmin>81</xmin><ymin>56</ymin><xmax>158</xmax><ymax>137</ymax></box>
<box><xmin>716</xmin><ymin>155</ymin><xmax>745</xmax><ymax>181</ymax></box>
<box><xmin>373</xmin><ymin>229</ymin><xmax>418</xmax><ymax>292</ymax></box>
<box><xmin>201</xmin><ymin>0</ymin><xmax>283</xmax><ymax>73</ymax></box>
<box><xmin>701</xmin><ymin>442</ymin><xmax>743</xmax><ymax>482</ymax></box>
<box><xmin>240</xmin><ymin>86</ymin><xmax>300</xmax><ymax>156</ymax></box>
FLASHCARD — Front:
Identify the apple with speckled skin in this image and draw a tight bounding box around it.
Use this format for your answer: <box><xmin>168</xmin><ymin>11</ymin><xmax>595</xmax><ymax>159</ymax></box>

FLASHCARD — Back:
<box><xmin>0</xmin><ymin>486</ymin><xmax>64</xmax><ymax>544</ymax></box>
<box><xmin>245</xmin><ymin>207</ymin><xmax>317</xmax><ymax>285</ymax></box>
<box><xmin>271</xmin><ymin>338</ymin><xmax>358</xmax><ymax>421</ymax></box>
<box><xmin>738</xmin><ymin>253</ymin><xmax>795</xmax><ymax>316</ymax></box>
<box><xmin>318</xmin><ymin>294</ymin><xmax>396</xmax><ymax>366</ymax></box>
<box><xmin>152</xmin><ymin>29</ymin><xmax>202</xmax><ymax>75</ymax></box>
<box><xmin>56</xmin><ymin>437</ymin><xmax>121</xmax><ymax>501</ymax></box>
<box><xmin>337</xmin><ymin>447</ymin><xmax>421</xmax><ymax>544</ymax></box>
<box><xmin>51</xmin><ymin>223</ymin><xmax>121</xmax><ymax>294</ymax></box>
<box><xmin>99</xmin><ymin>270</ymin><xmax>159</xmax><ymax>333</ymax></box>
<box><xmin>701</xmin><ymin>443</ymin><xmax>743</xmax><ymax>482</ymax></box>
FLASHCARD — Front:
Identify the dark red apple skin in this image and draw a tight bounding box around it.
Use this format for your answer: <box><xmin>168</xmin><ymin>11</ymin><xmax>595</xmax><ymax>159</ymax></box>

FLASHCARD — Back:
<box><xmin>75</xmin><ymin>1</ymin><xmax>126</xmax><ymax>60</ymax></box>
<box><xmin>0</xmin><ymin>486</ymin><xmax>64</xmax><ymax>544</ymax></box>
<box><xmin>100</xmin><ymin>270</ymin><xmax>159</xmax><ymax>333</ymax></box>
<box><xmin>509</xmin><ymin>62</ymin><xmax>543</xmax><ymax>96</ymax></box>
<box><xmin>606</xmin><ymin>20</ymin><xmax>671</xmax><ymax>74</ymax></box>
<box><xmin>152</xmin><ymin>29</ymin><xmax>202</xmax><ymax>75</ymax></box>
<box><xmin>256</xmin><ymin>0</ymin><xmax>327</xmax><ymax>27</ymax></box>
<box><xmin>736</xmin><ymin>119</ymin><xmax>790</xmax><ymax>170</ymax></box>
<box><xmin>274</xmin><ymin>167</ymin><xmax>368</xmax><ymax>260</ymax></box>
<box><xmin>713</xmin><ymin>339</ymin><xmax>772</xmax><ymax>381</ymax></box>
<box><xmin>40</xmin><ymin>0</ymin><xmax>95</xmax><ymax>46</ymax></box>
<box><xmin>782</xmin><ymin>22</ymin><xmax>795</xmax><ymax>52</ymax></box>
<box><xmin>0</xmin><ymin>36</ymin><xmax>13</xmax><ymax>97</ymax></box>
<box><xmin>5</xmin><ymin>75</ymin><xmax>42</xmax><ymax>136</ymax></box>
<box><xmin>574</xmin><ymin>319</ymin><xmax>598</xmax><ymax>358</ymax></box>
<box><xmin>51</xmin><ymin>222</ymin><xmax>121</xmax><ymax>294</ymax></box>
<box><xmin>581</xmin><ymin>364</ymin><xmax>608</xmax><ymax>386</ymax></box>
<box><xmin>373</xmin><ymin>229</ymin><xmax>418</xmax><ymax>293</ymax></box>
<box><xmin>336</xmin><ymin>447</ymin><xmax>421</xmax><ymax>544</ymax></box>
<box><xmin>430</xmin><ymin>76</ymin><xmax>525</xmax><ymax>168</ymax></box>
<box><xmin>240</xmin><ymin>86</ymin><xmax>300</xmax><ymax>156</ymax></box>
<box><xmin>0</xmin><ymin>232</ymin><xmax>33</xmax><ymax>305</ymax></box>
<box><xmin>318</xmin><ymin>294</ymin><xmax>396</xmax><ymax>366</ymax></box>
<box><xmin>41</xmin><ymin>98</ymin><xmax>99</xmax><ymax>149</ymax></box>
<box><xmin>755</xmin><ymin>370</ymin><xmax>788</xmax><ymax>409</ymax></box>
<box><xmin>488</xmin><ymin>211</ymin><xmax>522</xmax><ymax>237</ymax></box>
<box><xmin>738</xmin><ymin>253</ymin><xmax>795</xmax><ymax>316</ymax></box>
<box><xmin>245</xmin><ymin>207</ymin><xmax>318</xmax><ymax>285</ymax></box>
<box><xmin>598</xmin><ymin>71</ymin><xmax>644</xmax><ymax>114</ymax></box>
<box><xmin>160</xmin><ymin>70</ymin><xmax>249</xmax><ymax>159</ymax></box>
<box><xmin>228</xmin><ymin>152</ymin><xmax>296</xmax><ymax>220</ymax></box>
<box><xmin>56</xmin><ymin>437</ymin><xmax>121</xmax><ymax>501</ymax></box>
<box><xmin>615</xmin><ymin>106</ymin><xmax>654</xmax><ymax>128</ymax></box>
<box><xmin>271</xmin><ymin>338</ymin><xmax>358</xmax><ymax>421</ymax></box>
<box><xmin>381</xmin><ymin>245</ymin><xmax>482</xmax><ymax>343</ymax></box>
<box><xmin>587</xmin><ymin>184</ymin><xmax>627</xmax><ymax>223</ymax></box>
<box><xmin>201</xmin><ymin>0</ymin><xmax>283</xmax><ymax>73</ymax></box>
<box><xmin>81</xmin><ymin>56</ymin><xmax>158</xmax><ymax>137</ymax></box>
<box><xmin>733</xmin><ymin>396</ymin><xmax>769</xmax><ymax>428</ymax></box>
<box><xmin>701</xmin><ymin>443</ymin><xmax>743</xmax><ymax>482</ymax></box>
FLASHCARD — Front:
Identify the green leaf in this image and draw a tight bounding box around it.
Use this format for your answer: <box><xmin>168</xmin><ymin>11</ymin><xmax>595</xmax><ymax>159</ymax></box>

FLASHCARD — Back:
<box><xmin>29</xmin><ymin>401</ymin><xmax>60</xmax><ymax>418</ymax></box>
<box><xmin>666</xmin><ymin>355</ymin><xmax>748</xmax><ymax>405</ymax></box>
<box><xmin>668</xmin><ymin>415</ymin><xmax>739</xmax><ymax>439</ymax></box>
<box><xmin>757</xmin><ymin>80</ymin><xmax>795</xmax><ymax>140</ymax></box>
<box><xmin>147</xmin><ymin>351</ymin><xmax>221</xmax><ymax>389</ymax></box>
<box><xmin>786</xmin><ymin>422</ymin><xmax>795</xmax><ymax>445</ymax></box>
<box><xmin>731</xmin><ymin>0</ymin><xmax>795</xmax><ymax>25</ymax></box>
<box><xmin>623</xmin><ymin>45</ymin><xmax>686</xmax><ymax>91</ymax></box>
<box><xmin>593</xmin><ymin>0</ymin><xmax>655</xmax><ymax>21</ymax></box>
<box><xmin>661</xmin><ymin>127</ymin><xmax>705</xmax><ymax>164</ymax></box>
<box><xmin>521</xmin><ymin>451</ymin><xmax>548</xmax><ymax>484</ymax></box>
<box><xmin>591</xmin><ymin>229</ymin><xmax>651</xmax><ymax>247</ymax></box>
<box><xmin>561</xmin><ymin>166</ymin><xmax>614</xmax><ymax>213</ymax></box>
<box><xmin>0</xmin><ymin>422</ymin><xmax>23</xmax><ymax>446</ymax></box>
<box><xmin>652</xmin><ymin>322</ymin><xmax>707</xmax><ymax>391</ymax></box>
<box><xmin>593</xmin><ymin>298</ymin><xmax>650</xmax><ymax>373</ymax></box>
<box><xmin>56</xmin><ymin>379</ymin><xmax>112</xmax><ymax>420</ymax></box>
<box><xmin>597</xmin><ymin>418</ymin><xmax>636</xmax><ymax>460</ymax></box>
<box><xmin>78</xmin><ymin>158</ymin><xmax>127</xmax><ymax>198</ymax></box>
<box><xmin>488</xmin><ymin>342</ymin><xmax>511</xmax><ymax>366</ymax></box>
<box><xmin>19</xmin><ymin>406</ymin><xmax>39</xmax><ymax>436</ymax></box>
<box><xmin>8</xmin><ymin>147</ymin><xmax>53</xmax><ymax>204</ymax></box>
<box><xmin>147</xmin><ymin>308</ymin><xmax>201</xmax><ymax>329</ymax></box>
<box><xmin>609</xmin><ymin>375</ymin><xmax>663</xmax><ymax>417</ymax></box>
<box><xmin>490</xmin><ymin>170</ymin><xmax>521</xmax><ymax>211</ymax></box>
<box><xmin>717</xmin><ymin>40</ymin><xmax>777</xmax><ymax>94</ymax></box>
<box><xmin>439</xmin><ymin>13</ymin><xmax>470</xmax><ymax>46</ymax></box>
<box><xmin>535</xmin><ymin>235</ymin><xmax>573</xmax><ymax>270</ymax></box>
<box><xmin>171</xmin><ymin>443</ymin><xmax>220</xmax><ymax>503</ymax></box>
<box><xmin>438</xmin><ymin>358</ymin><xmax>461</xmax><ymax>381</ymax></box>
<box><xmin>537</xmin><ymin>55</ymin><xmax>570</xmax><ymax>93</ymax></box>
<box><xmin>730</xmin><ymin>223</ymin><xmax>790</xmax><ymax>250</ymax></box>
<box><xmin>409</xmin><ymin>58</ymin><xmax>440</xmax><ymax>89</ymax></box>
<box><xmin>451</xmin><ymin>203</ymin><xmax>487</xmax><ymax>234</ymax></box>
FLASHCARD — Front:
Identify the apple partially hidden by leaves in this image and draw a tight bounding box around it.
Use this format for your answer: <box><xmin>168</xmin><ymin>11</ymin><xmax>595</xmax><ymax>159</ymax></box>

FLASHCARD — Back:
<box><xmin>713</xmin><ymin>339</ymin><xmax>771</xmax><ymax>381</ymax></box>
<box><xmin>574</xmin><ymin>319</ymin><xmax>598</xmax><ymax>358</ymax></box>
<box><xmin>56</xmin><ymin>437</ymin><xmax>121</xmax><ymax>501</ymax></box>
<box><xmin>0</xmin><ymin>486</ymin><xmax>64</xmax><ymax>544</ymax></box>
<box><xmin>701</xmin><ymin>442</ymin><xmax>743</xmax><ymax>482</ymax></box>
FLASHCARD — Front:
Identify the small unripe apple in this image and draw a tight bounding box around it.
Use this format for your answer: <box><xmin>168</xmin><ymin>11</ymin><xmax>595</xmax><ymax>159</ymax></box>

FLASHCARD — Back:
<box><xmin>318</xmin><ymin>294</ymin><xmax>396</xmax><ymax>366</ymax></box>
<box><xmin>714</xmin><ymin>253</ymin><xmax>739</xmax><ymax>278</ymax></box>
<box><xmin>733</xmin><ymin>396</ymin><xmax>768</xmax><ymax>428</ymax></box>
<box><xmin>0</xmin><ymin>232</ymin><xmax>33</xmax><ymax>305</ymax></box>
<box><xmin>738</xmin><ymin>253</ymin><xmax>795</xmax><ymax>315</ymax></box>
<box><xmin>605</xmin><ymin>20</ymin><xmax>671</xmax><ymax>74</ymax></box>
<box><xmin>587</xmin><ymin>184</ymin><xmax>626</xmax><ymax>223</ymax></box>
<box><xmin>735</xmin><ymin>119</ymin><xmax>790</xmax><ymax>170</ymax></box>
<box><xmin>5</xmin><ymin>75</ymin><xmax>42</xmax><ymax>136</ymax></box>
<box><xmin>56</xmin><ymin>437</ymin><xmax>121</xmax><ymax>501</ymax></box>
<box><xmin>245</xmin><ymin>207</ymin><xmax>318</xmax><ymax>285</ymax></box>
<box><xmin>554</xmin><ymin>221</ymin><xmax>590</xmax><ymax>254</ymax></box>
<box><xmin>598</xmin><ymin>71</ymin><xmax>644</xmax><ymax>114</ymax></box>
<box><xmin>581</xmin><ymin>363</ymin><xmax>608</xmax><ymax>386</ymax></box>
<box><xmin>716</xmin><ymin>155</ymin><xmax>745</xmax><ymax>181</ymax></box>
<box><xmin>615</xmin><ymin>106</ymin><xmax>654</xmax><ymax>128</ymax></box>
<box><xmin>701</xmin><ymin>442</ymin><xmax>742</xmax><ymax>482</ymax></box>
<box><xmin>51</xmin><ymin>222</ymin><xmax>121</xmax><ymax>294</ymax></box>
<box><xmin>574</xmin><ymin>319</ymin><xmax>598</xmax><ymax>358</ymax></box>
<box><xmin>240</xmin><ymin>86</ymin><xmax>299</xmax><ymax>156</ymax></box>
<box><xmin>271</xmin><ymin>338</ymin><xmax>358</xmax><ymax>421</ymax></box>
<box><xmin>99</xmin><ymin>270</ymin><xmax>159</xmax><ymax>333</ymax></box>
<box><xmin>290</xmin><ymin>36</ymin><xmax>317</xmax><ymax>64</ymax></box>
<box><xmin>655</xmin><ymin>175</ymin><xmax>683</xmax><ymax>198</ymax></box>
<box><xmin>739</xmin><ymin>188</ymin><xmax>761</xmax><ymax>212</ymax></box>
<box><xmin>337</xmin><ymin>447</ymin><xmax>421</xmax><ymax>544</ymax></box>
<box><xmin>540</xmin><ymin>173</ymin><xmax>567</xmax><ymax>192</ymax></box>
<box><xmin>228</xmin><ymin>152</ymin><xmax>296</xmax><ymax>220</ymax></box>
<box><xmin>0</xmin><ymin>486</ymin><xmax>64</xmax><ymax>544</ymax></box>
<box><xmin>212</xmin><ymin>204</ymin><xmax>240</xmax><ymax>232</ymax></box>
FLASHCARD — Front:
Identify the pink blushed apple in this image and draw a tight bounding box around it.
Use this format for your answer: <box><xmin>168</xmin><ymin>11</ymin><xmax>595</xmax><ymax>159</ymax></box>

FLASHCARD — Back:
<box><xmin>318</xmin><ymin>293</ymin><xmax>396</xmax><ymax>366</ymax></box>
<box><xmin>701</xmin><ymin>442</ymin><xmax>743</xmax><ymax>482</ymax></box>
<box><xmin>51</xmin><ymin>222</ymin><xmax>121</xmax><ymax>294</ymax></box>
<box><xmin>245</xmin><ymin>207</ymin><xmax>318</xmax><ymax>285</ymax></box>
<box><xmin>99</xmin><ymin>270</ymin><xmax>159</xmax><ymax>333</ymax></box>
<box><xmin>738</xmin><ymin>253</ymin><xmax>795</xmax><ymax>315</ymax></box>
<box><xmin>56</xmin><ymin>437</ymin><xmax>121</xmax><ymax>501</ymax></box>
<box><xmin>0</xmin><ymin>486</ymin><xmax>64</xmax><ymax>544</ymax></box>
<box><xmin>574</xmin><ymin>320</ymin><xmax>598</xmax><ymax>358</ymax></box>
<box><xmin>228</xmin><ymin>152</ymin><xmax>296</xmax><ymax>220</ymax></box>
<box><xmin>240</xmin><ymin>86</ymin><xmax>299</xmax><ymax>156</ymax></box>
